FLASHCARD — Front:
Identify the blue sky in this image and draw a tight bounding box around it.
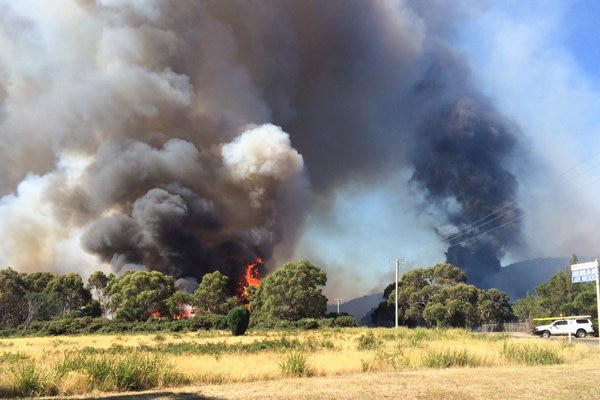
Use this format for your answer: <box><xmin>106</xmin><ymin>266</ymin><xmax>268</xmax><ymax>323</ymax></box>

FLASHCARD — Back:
<box><xmin>563</xmin><ymin>1</ymin><xmax>600</xmax><ymax>80</ymax></box>
<box><xmin>301</xmin><ymin>1</ymin><xmax>600</xmax><ymax>299</ymax></box>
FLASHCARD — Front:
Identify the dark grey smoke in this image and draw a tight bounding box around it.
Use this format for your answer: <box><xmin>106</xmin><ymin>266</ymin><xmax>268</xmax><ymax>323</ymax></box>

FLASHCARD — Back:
<box><xmin>0</xmin><ymin>0</ymin><xmax>522</xmax><ymax>288</ymax></box>
<box><xmin>409</xmin><ymin>98</ymin><xmax>521</xmax><ymax>286</ymax></box>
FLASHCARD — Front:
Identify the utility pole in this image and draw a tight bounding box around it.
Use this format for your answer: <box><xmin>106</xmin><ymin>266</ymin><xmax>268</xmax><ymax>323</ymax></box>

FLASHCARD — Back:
<box><xmin>389</xmin><ymin>259</ymin><xmax>407</xmax><ymax>328</ymax></box>
<box><xmin>594</xmin><ymin>258</ymin><xmax>600</xmax><ymax>343</ymax></box>
<box><xmin>334</xmin><ymin>298</ymin><xmax>343</xmax><ymax>315</ymax></box>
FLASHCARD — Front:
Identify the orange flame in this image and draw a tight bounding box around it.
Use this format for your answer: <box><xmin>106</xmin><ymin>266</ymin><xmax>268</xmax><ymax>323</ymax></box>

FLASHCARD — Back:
<box><xmin>238</xmin><ymin>257</ymin><xmax>263</xmax><ymax>304</ymax></box>
<box><xmin>174</xmin><ymin>304</ymin><xmax>194</xmax><ymax>320</ymax></box>
<box><xmin>151</xmin><ymin>311</ymin><xmax>161</xmax><ymax>318</ymax></box>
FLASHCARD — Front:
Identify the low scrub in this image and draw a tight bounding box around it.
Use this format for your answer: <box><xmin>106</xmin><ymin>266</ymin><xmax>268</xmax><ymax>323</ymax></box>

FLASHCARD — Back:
<box><xmin>0</xmin><ymin>315</ymin><xmax>229</xmax><ymax>337</ymax></box>
<box><xmin>364</xmin><ymin>348</ymin><xmax>408</xmax><ymax>371</ymax></box>
<box><xmin>357</xmin><ymin>331</ymin><xmax>381</xmax><ymax>350</ymax></box>
<box><xmin>252</xmin><ymin>316</ymin><xmax>359</xmax><ymax>330</ymax></box>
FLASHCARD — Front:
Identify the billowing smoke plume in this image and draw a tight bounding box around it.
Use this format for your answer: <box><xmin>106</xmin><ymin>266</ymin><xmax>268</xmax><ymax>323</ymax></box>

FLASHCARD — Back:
<box><xmin>0</xmin><ymin>0</ymin><xmax>521</xmax><ymax>287</ymax></box>
<box><xmin>410</xmin><ymin>99</ymin><xmax>521</xmax><ymax>286</ymax></box>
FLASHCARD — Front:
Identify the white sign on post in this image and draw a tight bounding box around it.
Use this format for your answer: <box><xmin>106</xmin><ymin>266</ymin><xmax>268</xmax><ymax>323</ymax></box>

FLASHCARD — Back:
<box><xmin>571</xmin><ymin>260</ymin><xmax>599</xmax><ymax>283</ymax></box>
<box><xmin>572</xmin><ymin>268</ymin><xmax>598</xmax><ymax>283</ymax></box>
<box><xmin>571</xmin><ymin>259</ymin><xmax>600</xmax><ymax>345</ymax></box>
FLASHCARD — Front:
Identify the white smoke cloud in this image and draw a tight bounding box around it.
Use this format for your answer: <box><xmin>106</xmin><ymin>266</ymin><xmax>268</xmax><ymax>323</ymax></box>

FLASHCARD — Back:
<box><xmin>222</xmin><ymin>124</ymin><xmax>304</xmax><ymax>183</ymax></box>
<box><xmin>0</xmin><ymin>153</ymin><xmax>102</xmax><ymax>274</ymax></box>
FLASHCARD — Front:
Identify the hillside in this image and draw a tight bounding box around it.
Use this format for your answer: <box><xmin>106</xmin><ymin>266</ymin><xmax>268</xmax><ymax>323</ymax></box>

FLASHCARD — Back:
<box><xmin>326</xmin><ymin>293</ymin><xmax>383</xmax><ymax>323</ymax></box>
<box><xmin>490</xmin><ymin>257</ymin><xmax>571</xmax><ymax>301</ymax></box>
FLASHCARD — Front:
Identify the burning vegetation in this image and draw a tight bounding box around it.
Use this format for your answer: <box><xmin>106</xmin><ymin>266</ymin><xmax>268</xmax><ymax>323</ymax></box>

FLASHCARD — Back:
<box><xmin>238</xmin><ymin>257</ymin><xmax>263</xmax><ymax>305</ymax></box>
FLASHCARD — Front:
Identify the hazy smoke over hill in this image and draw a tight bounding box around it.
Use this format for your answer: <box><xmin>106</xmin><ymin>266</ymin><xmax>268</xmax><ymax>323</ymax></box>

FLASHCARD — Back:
<box><xmin>0</xmin><ymin>0</ymin><xmax>521</xmax><ymax>287</ymax></box>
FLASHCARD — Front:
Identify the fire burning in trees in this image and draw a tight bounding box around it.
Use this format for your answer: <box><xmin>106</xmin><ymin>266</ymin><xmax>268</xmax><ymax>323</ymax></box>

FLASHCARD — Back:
<box><xmin>238</xmin><ymin>257</ymin><xmax>263</xmax><ymax>304</ymax></box>
<box><xmin>174</xmin><ymin>304</ymin><xmax>194</xmax><ymax>320</ymax></box>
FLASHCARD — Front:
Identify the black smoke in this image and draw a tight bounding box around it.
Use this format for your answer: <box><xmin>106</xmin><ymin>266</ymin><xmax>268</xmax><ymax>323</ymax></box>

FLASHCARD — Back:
<box><xmin>409</xmin><ymin>99</ymin><xmax>521</xmax><ymax>286</ymax></box>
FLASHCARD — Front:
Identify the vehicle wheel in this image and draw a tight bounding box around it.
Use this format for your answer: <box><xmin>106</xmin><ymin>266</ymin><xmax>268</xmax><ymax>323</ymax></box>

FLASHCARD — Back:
<box><xmin>542</xmin><ymin>330</ymin><xmax>551</xmax><ymax>338</ymax></box>
<box><xmin>576</xmin><ymin>329</ymin><xmax>586</xmax><ymax>338</ymax></box>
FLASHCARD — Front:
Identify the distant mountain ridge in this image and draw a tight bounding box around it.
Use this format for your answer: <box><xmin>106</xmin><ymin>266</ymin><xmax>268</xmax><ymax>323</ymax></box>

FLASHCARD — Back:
<box><xmin>326</xmin><ymin>293</ymin><xmax>382</xmax><ymax>323</ymax></box>
<box><xmin>490</xmin><ymin>256</ymin><xmax>572</xmax><ymax>300</ymax></box>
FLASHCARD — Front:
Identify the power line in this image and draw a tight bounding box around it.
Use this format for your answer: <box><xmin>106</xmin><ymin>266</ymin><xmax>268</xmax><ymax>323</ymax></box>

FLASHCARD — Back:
<box><xmin>414</xmin><ymin>168</ymin><xmax>600</xmax><ymax>263</ymax></box>
<box><xmin>436</xmin><ymin>149</ymin><xmax>600</xmax><ymax>248</ymax></box>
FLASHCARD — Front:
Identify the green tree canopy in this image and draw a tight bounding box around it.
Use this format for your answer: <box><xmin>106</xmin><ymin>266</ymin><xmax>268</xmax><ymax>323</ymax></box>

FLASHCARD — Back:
<box><xmin>0</xmin><ymin>268</ymin><xmax>28</xmax><ymax>327</ymax></box>
<box><xmin>193</xmin><ymin>271</ymin><xmax>233</xmax><ymax>315</ymax></box>
<box><xmin>423</xmin><ymin>283</ymin><xmax>482</xmax><ymax>327</ymax></box>
<box><xmin>251</xmin><ymin>260</ymin><xmax>327</xmax><ymax>322</ymax></box>
<box><xmin>23</xmin><ymin>291</ymin><xmax>60</xmax><ymax>330</ymax></box>
<box><xmin>374</xmin><ymin>263</ymin><xmax>512</xmax><ymax>328</ymax></box>
<box><xmin>87</xmin><ymin>271</ymin><xmax>113</xmax><ymax>315</ymax></box>
<box><xmin>23</xmin><ymin>272</ymin><xmax>55</xmax><ymax>293</ymax></box>
<box><xmin>106</xmin><ymin>270</ymin><xmax>175</xmax><ymax>321</ymax></box>
<box><xmin>383</xmin><ymin>263</ymin><xmax>467</xmax><ymax>326</ymax></box>
<box><xmin>512</xmin><ymin>254</ymin><xmax>597</xmax><ymax>321</ymax></box>
<box><xmin>512</xmin><ymin>292</ymin><xmax>544</xmax><ymax>322</ymax></box>
<box><xmin>167</xmin><ymin>290</ymin><xmax>194</xmax><ymax>317</ymax></box>
<box><xmin>478</xmin><ymin>288</ymin><xmax>512</xmax><ymax>324</ymax></box>
<box><xmin>45</xmin><ymin>273</ymin><xmax>91</xmax><ymax>317</ymax></box>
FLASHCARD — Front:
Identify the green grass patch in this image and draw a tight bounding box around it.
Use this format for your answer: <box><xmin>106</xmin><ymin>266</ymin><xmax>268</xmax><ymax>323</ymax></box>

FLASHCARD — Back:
<box><xmin>279</xmin><ymin>351</ymin><xmax>311</xmax><ymax>377</ymax></box>
<box><xmin>0</xmin><ymin>352</ymin><xmax>30</xmax><ymax>364</ymax></box>
<box><xmin>81</xmin><ymin>337</ymin><xmax>309</xmax><ymax>357</ymax></box>
<box><xmin>153</xmin><ymin>333</ymin><xmax>167</xmax><ymax>342</ymax></box>
<box><xmin>8</xmin><ymin>362</ymin><xmax>57</xmax><ymax>397</ymax></box>
<box><xmin>422</xmin><ymin>349</ymin><xmax>481</xmax><ymax>368</ymax></box>
<box><xmin>500</xmin><ymin>342</ymin><xmax>562</xmax><ymax>366</ymax></box>
<box><xmin>58</xmin><ymin>352</ymin><xmax>187</xmax><ymax>391</ymax></box>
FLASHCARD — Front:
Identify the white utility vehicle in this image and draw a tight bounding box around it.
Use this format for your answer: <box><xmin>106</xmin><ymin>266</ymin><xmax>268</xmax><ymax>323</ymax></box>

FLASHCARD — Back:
<box><xmin>532</xmin><ymin>317</ymin><xmax>595</xmax><ymax>338</ymax></box>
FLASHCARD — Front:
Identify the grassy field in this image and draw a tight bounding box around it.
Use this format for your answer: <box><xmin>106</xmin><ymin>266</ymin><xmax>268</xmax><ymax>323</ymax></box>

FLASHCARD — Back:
<box><xmin>0</xmin><ymin>327</ymin><xmax>597</xmax><ymax>398</ymax></box>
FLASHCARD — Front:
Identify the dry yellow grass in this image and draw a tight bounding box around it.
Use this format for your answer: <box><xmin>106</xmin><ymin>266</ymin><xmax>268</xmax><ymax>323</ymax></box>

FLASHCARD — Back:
<box><xmin>0</xmin><ymin>327</ymin><xmax>597</xmax><ymax>399</ymax></box>
<box><xmin>187</xmin><ymin>357</ymin><xmax>600</xmax><ymax>400</ymax></box>
<box><xmin>55</xmin><ymin>352</ymin><xmax>600</xmax><ymax>400</ymax></box>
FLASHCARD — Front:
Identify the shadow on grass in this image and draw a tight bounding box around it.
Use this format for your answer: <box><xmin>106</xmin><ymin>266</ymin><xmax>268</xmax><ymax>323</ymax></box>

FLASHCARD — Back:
<box><xmin>72</xmin><ymin>392</ymin><xmax>219</xmax><ymax>400</ymax></box>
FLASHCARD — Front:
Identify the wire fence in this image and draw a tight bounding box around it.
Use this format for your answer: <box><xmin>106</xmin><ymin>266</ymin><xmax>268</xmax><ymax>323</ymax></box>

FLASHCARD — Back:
<box><xmin>473</xmin><ymin>322</ymin><xmax>529</xmax><ymax>333</ymax></box>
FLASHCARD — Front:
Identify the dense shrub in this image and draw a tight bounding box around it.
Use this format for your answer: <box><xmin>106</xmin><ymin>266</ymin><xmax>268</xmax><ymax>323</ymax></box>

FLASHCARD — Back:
<box><xmin>357</xmin><ymin>331</ymin><xmax>381</xmax><ymax>350</ymax></box>
<box><xmin>0</xmin><ymin>315</ymin><xmax>229</xmax><ymax>337</ymax></box>
<box><xmin>227</xmin><ymin>307</ymin><xmax>250</xmax><ymax>336</ymax></box>
<box><xmin>189</xmin><ymin>315</ymin><xmax>228</xmax><ymax>330</ymax></box>
<box><xmin>0</xmin><ymin>312</ymin><xmax>356</xmax><ymax>337</ymax></box>
<box><xmin>251</xmin><ymin>318</ymin><xmax>293</xmax><ymax>330</ymax></box>
<box><xmin>296</xmin><ymin>318</ymin><xmax>319</xmax><ymax>330</ymax></box>
<box><xmin>331</xmin><ymin>315</ymin><xmax>358</xmax><ymax>327</ymax></box>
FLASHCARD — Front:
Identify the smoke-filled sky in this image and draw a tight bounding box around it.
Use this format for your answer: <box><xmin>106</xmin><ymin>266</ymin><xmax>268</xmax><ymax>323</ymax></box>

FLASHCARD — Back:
<box><xmin>0</xmin><ymin>0</ymin><xmax>599</xmax><ymax>299</ymax></box>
